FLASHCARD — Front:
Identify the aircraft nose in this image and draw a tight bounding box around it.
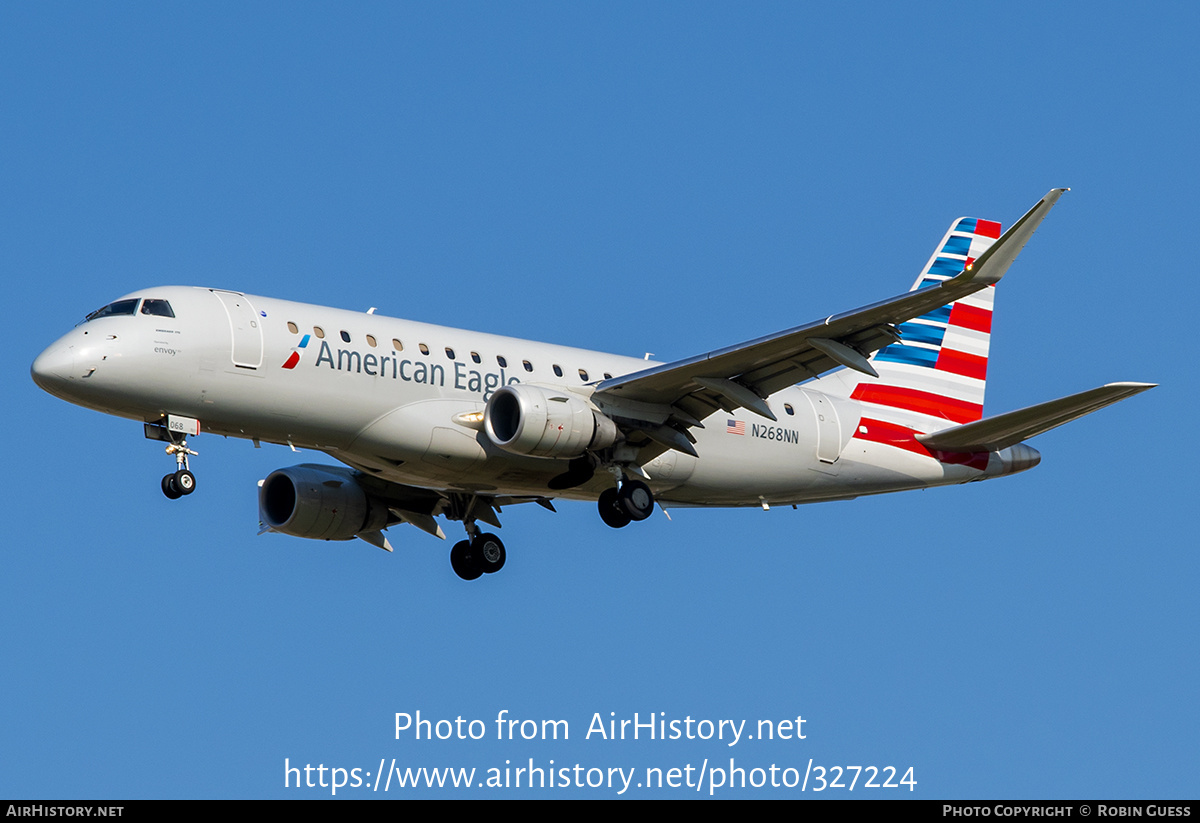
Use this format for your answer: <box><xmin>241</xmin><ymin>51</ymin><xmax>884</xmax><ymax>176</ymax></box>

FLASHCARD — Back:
<box><xmin>31</xmin><ymin>342</ymin><xmax>74</xmax><ymax>394</ymax></box>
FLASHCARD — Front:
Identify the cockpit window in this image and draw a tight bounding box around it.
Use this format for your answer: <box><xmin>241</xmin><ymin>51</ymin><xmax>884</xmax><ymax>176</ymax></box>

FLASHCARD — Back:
<box><xmin>140</xmin><ymin>299</ymin><xmax>175</xmax><ymax>318</ymax></box>
<box><xmin>84</xmin><ymin>299</ymin><xmax>139</xmax><ymax>322</ymax></box>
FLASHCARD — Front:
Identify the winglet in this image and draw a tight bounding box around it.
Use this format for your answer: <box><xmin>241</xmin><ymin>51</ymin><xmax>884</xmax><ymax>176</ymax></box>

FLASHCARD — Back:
<box><xmin>963</xmin><ymin>188</ymin><xmax>1069</xmax><ymax>286</ymax></box>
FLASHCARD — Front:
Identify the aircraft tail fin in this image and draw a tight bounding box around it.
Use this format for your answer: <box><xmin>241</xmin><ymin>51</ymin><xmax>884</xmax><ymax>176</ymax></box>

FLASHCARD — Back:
<box><xmin>828</xmin><ymin>215</ymin><xmax>1004</xmax><ymax>430</ymax></box>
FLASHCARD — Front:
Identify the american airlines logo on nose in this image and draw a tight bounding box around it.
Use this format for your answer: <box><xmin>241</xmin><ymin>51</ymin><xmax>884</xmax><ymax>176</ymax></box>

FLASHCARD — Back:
<box><xmin>281</xmin><ymin>334</ymin><xmax>311</xmax><ymax>369</ymax></box>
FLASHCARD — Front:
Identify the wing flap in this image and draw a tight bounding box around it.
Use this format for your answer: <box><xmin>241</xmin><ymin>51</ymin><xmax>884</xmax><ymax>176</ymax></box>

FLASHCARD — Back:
<box><xmin>915</xmin><ymin>382</ymin><xmax>1155</xmax><ymax>452</ymax></box>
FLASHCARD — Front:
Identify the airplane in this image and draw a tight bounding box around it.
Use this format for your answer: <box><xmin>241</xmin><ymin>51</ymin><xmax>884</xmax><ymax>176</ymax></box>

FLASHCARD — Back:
<box><xmin>31</xmin><ymin>189</ymin><xmax>1154</xmax><ymax>580</ymax></box>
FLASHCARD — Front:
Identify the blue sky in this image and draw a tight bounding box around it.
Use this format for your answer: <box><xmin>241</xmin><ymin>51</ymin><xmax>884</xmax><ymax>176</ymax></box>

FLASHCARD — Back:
<box><xmin>3</xmin><ymin>3</ymin><xmax>1194</xmax><ymax>798</ymax></box>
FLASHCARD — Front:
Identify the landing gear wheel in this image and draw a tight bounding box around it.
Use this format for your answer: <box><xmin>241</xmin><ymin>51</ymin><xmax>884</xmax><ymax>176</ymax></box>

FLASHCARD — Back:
<box><xmin>161</xmin><ymin>473</ymin><xmax>182</xmax><ymax>500</ymax></box>
<box><xmin>173</xmin><ymin>469</ymin><xmax>196</xmax><ymax>495</ymax></box>
<box><xmin>598</xmin><ymin>487</ymin><xmax>631</xmax><ymax>529</ymax></box>
<box><xmin>618</xmin><ymin>480</ymin><xmax>655</xmax><ymax>521</ymax></box>
<box><xmin>450</xmin><ymin>539</ymin><xmax>483</xmax><ymax>581</ymax></box>
<box><xmin>473</xmin><ymin>533</ymin><xmax>506</xmax><ymax>574</ymax></box>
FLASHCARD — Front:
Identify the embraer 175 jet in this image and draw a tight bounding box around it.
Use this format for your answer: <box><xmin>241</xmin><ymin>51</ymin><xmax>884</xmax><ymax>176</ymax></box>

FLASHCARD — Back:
<box><xmin>31</xmin><ymin>190</ymin><xmax>1153</xmax><ymax>580</ymax></box>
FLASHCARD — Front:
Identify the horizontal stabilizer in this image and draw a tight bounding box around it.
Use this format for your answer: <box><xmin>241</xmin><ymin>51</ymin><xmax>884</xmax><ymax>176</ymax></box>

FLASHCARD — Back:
<box><xmin>916</xmin><ymin>382</ymin><xmax>1155</xmax><ymax>452</ymax></box>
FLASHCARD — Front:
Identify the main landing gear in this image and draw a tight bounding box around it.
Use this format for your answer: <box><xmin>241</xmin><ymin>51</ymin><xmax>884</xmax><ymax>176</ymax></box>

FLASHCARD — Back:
<box><xmin>451</xmin><ymin>532</ymin><xmax>506</xmax><ymax>583</ymax></box>
<box><xmin>597</xmin><ymin>478</ymin><xmax>655</xmax><ymax>529</ymax></box>
<box><xmin>160</xmin><ymin>439</ymin><xmax>198</xmax><ymax>500</ymax></box>
<box><xmin>449</xmin><ymin>532</ymin><xmax>507</xmax><ymax>581</ymax></box>
<box><xmin>446</xmin><ymin>494</ymin><xmax>508</xmax><ymax>581</ymax></box>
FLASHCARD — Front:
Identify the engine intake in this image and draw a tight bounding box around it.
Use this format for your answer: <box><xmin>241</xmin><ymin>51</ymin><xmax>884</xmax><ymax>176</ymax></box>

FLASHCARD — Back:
<box><xmin>484</xmin><ymin>384</ymin><xmax>618</xmax><ymax>459</ymax></box>
<box><xmin>259</xmin><ymin>464</ymin><xmax>388</xmax><ymax>541</ymax></box>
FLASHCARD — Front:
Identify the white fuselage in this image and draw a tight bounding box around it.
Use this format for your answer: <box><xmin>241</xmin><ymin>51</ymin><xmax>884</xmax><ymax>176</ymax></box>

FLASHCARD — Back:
<box><xmin>32</xmin><ymin>286</ymin><xmax>1021</xmax><ymax>509</ymax></box>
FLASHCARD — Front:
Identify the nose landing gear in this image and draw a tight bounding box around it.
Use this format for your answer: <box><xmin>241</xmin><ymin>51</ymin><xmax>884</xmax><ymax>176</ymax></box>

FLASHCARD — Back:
<box><xmin>161</xmin><ymin>440</ymin><xmax>198</xmax><ymax>499</ymax></box>
<box><xmin>145</xmin><ymin>416</ymin><xmax>201</xmax><ymax>500</ymax></box>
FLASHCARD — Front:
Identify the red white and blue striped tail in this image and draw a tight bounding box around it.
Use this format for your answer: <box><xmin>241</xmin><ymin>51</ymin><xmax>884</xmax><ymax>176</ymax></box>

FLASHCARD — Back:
<box><xmin>831</xmin><ymin>216</ymin><xmax>1001</xmax><ymax>431</ymax></box>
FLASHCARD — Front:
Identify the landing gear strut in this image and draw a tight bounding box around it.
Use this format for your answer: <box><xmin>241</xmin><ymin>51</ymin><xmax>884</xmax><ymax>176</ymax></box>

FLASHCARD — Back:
<box><xmin>161</xmin><ymin>439</ymin><xmax>198</xmax><ymax>499</ymax></box>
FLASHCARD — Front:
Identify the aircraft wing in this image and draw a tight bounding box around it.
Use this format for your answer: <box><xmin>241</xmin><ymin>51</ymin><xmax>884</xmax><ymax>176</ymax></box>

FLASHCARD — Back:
<box><xmin>593</xmin><ymin>189</ymin><xmax>1067</xmax><ymax>437</ymax></box>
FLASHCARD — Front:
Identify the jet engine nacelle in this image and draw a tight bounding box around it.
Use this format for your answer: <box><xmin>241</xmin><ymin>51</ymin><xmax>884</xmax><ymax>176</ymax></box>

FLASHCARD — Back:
<box><xmin>259</xmin><ymin>464</ymin><xmax>389</xmax><ymax>541</ymax></box>
<box><xmin>484</xmin><ymin>384</ymin><xmax>619</xmax><ymax>459</ymax></box>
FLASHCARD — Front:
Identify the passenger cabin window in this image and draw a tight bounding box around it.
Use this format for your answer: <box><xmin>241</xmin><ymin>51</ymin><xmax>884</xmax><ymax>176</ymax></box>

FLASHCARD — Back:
<box><xmin>552</xmin><ymin>364</ymin><xmax>563</xmax><ymax>377</ymax></box>
<box><xmin>445</xmin><ymin>347</ymin><xmax>455</xmax><ymax>360</ymax></box>
<box><xmin>287</xmin><ymin>322</ymin><xmax>299</xmax><ymax>334</ymax></box>
<box><xmin>84</xmin><ymin>299</ymin><xmax>138</xmax><ymax>322</ymax></box>
<box><xmin>340</xmin><ymin>330</ymin><xmax>351</xmax><ymax>343</ymax></box>
<box><xmin>471</xmin><ymin>352</ymin><xmax>481</xmax><ymax>364</ymax></box>
<box><xmin>578</xmin><ymin>369</ymin><xmax>589</xmax><ymax>381</ymax></box>
<box><xmin>392</xmin><ymin>339</ymin><xmax>403</xmax><ymax>351</ymax></box>
<box><xmin>419</xmin><ymin>343</ymin><xmax>429</xmax><ymax>355</ymax></box>
<box><xmin>784</xmin><ymin>403</ymin><xmax>795</xmax><ymax>416</ymax></box>
<box><xmin>313</xmin><ymin>326</ymin><xmax>325</xmax><ymax>339</ymax></box>
<box><xmin>366</xmin><ymin>335</ymin><xmax>377</xmax><ymax>347</ymax></box>
<box><xmin>603</xmin><ymin>372</ymin><xmax>613</xmax><ymax>380</ymax></box>
<box><xmin>522</xmin><ymin>360</ymin><xmax>533</xmax><ymax>372</ymax></box>
<box><xmin>497</xmin><ymin>355</ymin><xmax>507</xmax><ymax>368</ymax></box>
<box><xmin>140</xmin><ymin>299</ymin><xmax>175</xmax><ymax>318</ymax></box>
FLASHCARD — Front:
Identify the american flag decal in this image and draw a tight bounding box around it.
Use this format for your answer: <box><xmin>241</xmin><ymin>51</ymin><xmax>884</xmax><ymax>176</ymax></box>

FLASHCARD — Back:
<box><xmin>726</xmin><ymin>419</ymin><xmax>745</xmax><ymax>435</ymax></box>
